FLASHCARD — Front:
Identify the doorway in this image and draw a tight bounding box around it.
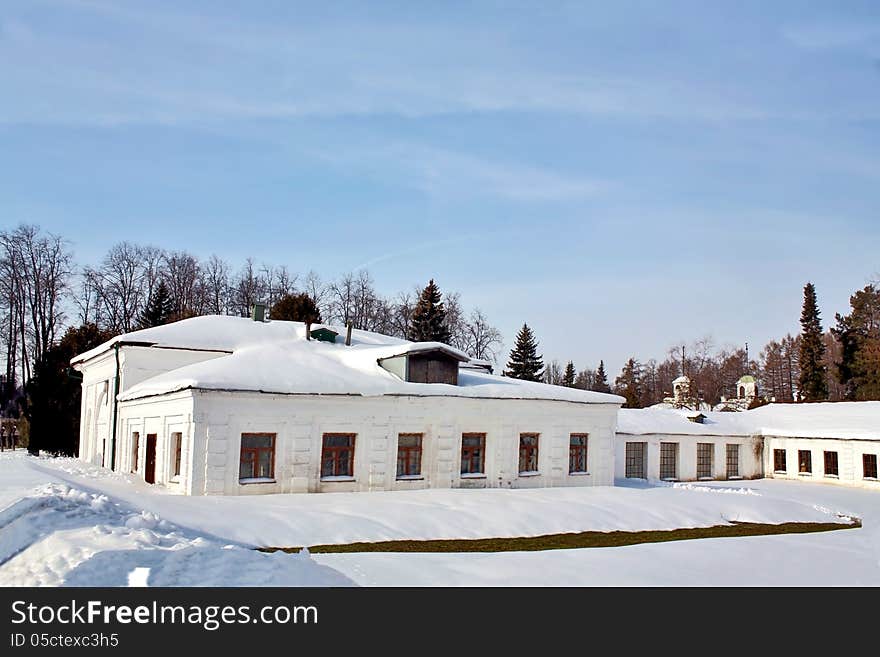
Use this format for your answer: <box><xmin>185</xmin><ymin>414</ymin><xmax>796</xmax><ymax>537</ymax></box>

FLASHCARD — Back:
<box><xmin>145</xmin><ymin>434</ymin><xmax>157</xmax><ymax>484</ymax></box>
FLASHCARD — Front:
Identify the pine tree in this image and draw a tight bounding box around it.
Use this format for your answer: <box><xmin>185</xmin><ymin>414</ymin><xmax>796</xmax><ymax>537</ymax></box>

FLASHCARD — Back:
<box><xmin>833</xmin><ymin>284</ymin><xmax>880</xmax><ymax>400</ymax></box>
<box><xmin>408</xmin><ymin>279</ymin><xmax>451</xmax><ymax>344</ymax></box>
<box><xmin>271</xmin><ymin>292</ymin><xmax>322</xmax><ymax>324</ymax></box>
<box><xmin>138</xmin><ymin>281</ymin><xmax>174</xmax><ymax>329</ymax></box>
<box><xmin>592</xmin><ymin>360</ymin><xmax>612</xmax><ymax>393</ymax></box>
<box><xmin>614</xmin><ymin>358</ymin><xmax>642</xmax><ymax>408</ymax></box>
<box><xmin>798</xmin><ymin>282</ymin><xmax>828</xmax><ymax>401</ymax></box>
<box><xmin>562</xmin><ymin>361</ymin><xmax>576</xmax><ymax>387</ymax></box>
<box><xmin>505</xmin><ymin>324</ymin><xmax>544</xmax><ymax>381</ymax></box>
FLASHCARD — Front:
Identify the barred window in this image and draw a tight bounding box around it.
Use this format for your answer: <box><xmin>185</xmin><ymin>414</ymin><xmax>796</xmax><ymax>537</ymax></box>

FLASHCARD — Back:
<box><xmin>625</xmin><ymin>442</ymin><xmax>646</xmax><ymax>479</ymax></box>
<box><xmin>798</xmin><ymin>450</ymin><xmax>812</xmax><ymax>474</ymax></box>
<box><xmin>396</xmin><ymin>433</ymin><xmax>423</xmax><ymax>478</ymax></box>
<box><xmin>461</xmin><ymin>433</ymin><xmax>486</xmax><ymax>475</ymax></box>
<box><xmin>659</xmin><ymin>442</ymin><xmax>678</xmax><ymax>480</ymax></box>
<box><xmin>697</xmin><ymin>443</ymin><xmax>713</xmax><ymax>479</ymax></box>
<box><xmin>321</xmin><ymin>433</ymin><xmax>356</xmax><ymax>478</ymax></box>
<box><xmin>240</xmin><ymin>433</ymin><xmax>276</xmax><ymax>481</ymax></box>
<box><xmin>824</xmin><ymin>451</ymin><xmax>839</xmax><ymax>477</ymax></box>
<box><xmin>864</xmin><ymin>454</ymin><xmax>878</xmax><ymax>480</ymax></box>
<box><xmin>569</xmin><ymin>434</ymin><xmax>588</xmax><ymax>474</ymax></box>
<box><xmin>726</xmin><ymin>444</ymin><xmax>740</xmax><ymax>478</ymax></box>
<box><xmin>773</xmin><ymin>448</ymin><xmax>787</xmax><ymax>473</ymax></box>
<box><xmin>519</xmin><ymin>433</ymin><xmax>539</xmax><ymax>474</ymax></box>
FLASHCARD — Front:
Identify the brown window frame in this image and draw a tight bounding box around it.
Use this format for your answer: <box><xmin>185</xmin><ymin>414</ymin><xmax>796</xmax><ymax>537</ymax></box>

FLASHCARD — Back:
<box><xmin>726</xmin><ymin>444</ymin><xmax>740</xmax><ymax>478</ymax></box>
<box><xmin>461</xmin><ymin>433</ymin><xmax>486</xmax><ymax>475</ymax></box>
<box><xmin>864</xmin><ymin>453</ymin><xmax>878</xmax><ymax>480</ymax></box>
<box><xmin>131</xmin><ymin>432</ymin><xmax>140</xmax><ymax>474</ymax></box>
<box><xmin>773</xmin><ymin>448</ymin><xmax>787</xmax><ymax>473</ymax></box>
<box><xmin>518</xmin><ymin>433</ymin><xmax>540</xmax><ymax>474</ymax></box>
<box><xmin>321</xmin><ymin>433</ymin><xmax>356</xmax><ymax>479</ymax></box>
<box><xmin>171</xmin><ymin>432</ymin><xmax>183</xmax><ymax>478</ymax></box>
<box><xmin>659</xmin><ymin>442</ymin><xmax>678</xmax><ymax>480</ymax></box>
<box><xmin>824</xmin><ymin>451</ymin><xmax>839</xmax><ymax>477</ymax></box>
<box><xmin>569</xmin><ymin>434</ymin><xmax>589</xmax><ymax>474</ymax></box>
<box><xmin>396</xmin><ymin>433</ymin><xmax>423</xmax><ymax>478</ymax></box>
<box><xmin>798</xmin><ymin>449</ymin><xmax>812</xmax><ymax>474</ymax></box>
<box><xmin>239</xmin><ymin>432</ymin><xmax>276</xmax><ymax>482</ymax></box>
<box><xmin>697</xmin><ymin>443</ymin><xmax>713</xmax><ymax>479</ymax></box>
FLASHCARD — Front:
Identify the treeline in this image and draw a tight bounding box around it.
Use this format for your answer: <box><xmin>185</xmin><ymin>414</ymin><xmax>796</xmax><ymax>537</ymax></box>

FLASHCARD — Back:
<box><xmin>0</xmin><ymin>224</ymin><xmax>504</xmax><ymax>396</ymax></box>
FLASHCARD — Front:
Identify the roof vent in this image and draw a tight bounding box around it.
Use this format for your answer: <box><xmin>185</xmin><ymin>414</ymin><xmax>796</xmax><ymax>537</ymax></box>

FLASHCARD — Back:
<box><xmin>251</xmin><ymin>302</ymin><xmax>267</xmax><ymax>322</ymax></box>
<box><xmin>310</xmin><ymin>327</ymin><xmax>339</xmax><ymax>343</ymax></box>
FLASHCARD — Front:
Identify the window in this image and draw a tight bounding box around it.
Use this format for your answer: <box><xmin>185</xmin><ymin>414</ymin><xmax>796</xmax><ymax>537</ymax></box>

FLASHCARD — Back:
<box><xmin>659</xmin><ymin>442</ymin><xmax>678</xmax><ymax>480</ymax></box>
<box><xmin>697</xmin><ymin>443</ymin><xmax>713</xmax><ymax>479</ymax></box>
<box><xmin>519</xmin><ymin>433</ymin><xmax>539</xmax><ymax>474</ymax></box>
<box><xmin>864</xmin><ymin>454</ymin><xmax>878</xmax><ymax>480</ymax></box>
<box><xmin>460</xmin><ymin>433</ymin><xmax>486</xmax><ymax>475</ymax></box>
<box><xmin>239</xmin><ymin>433</ymin><xmax>276</xmax><ymax>482</ymax></box>
<box><xmin>171</xmin><ymin>432</ymin><xmax>182</xmax><ymax>479</ymax></box>
<box><xmin>321</xmin><ymin>433</ymin><xmax>356</xmax><ymax>479</ymax></box>
<box><xmin>396</xmin><ymin>433</ymin><xmax>423</xmax><ymax>478</ymax></box>
<box><xmin>824</xmin><ymin>451</ymin><xmax>839</xmax><ymax>477</ymax></box>
<box><xmin>798</xmin><ymin>450</ymin><xmax>812</xmax><ymax>474</ymax></box>
<box><xmin>726</xmin><ymin>444</ymin><xmax>740</xmax><ymax>478</ymax></box>
<box><xmin>625</xmin><ymin>442</ymin><xmax>646</xmax><ymax>479</ymax></box>
<box><xmin>774</xmin><ymin>448</ymin><xmax>787</xmax><ymax>473</ymax></box>
<box><xmin>131</xmin><ymin>432</ymin><xmax>139</xmax><ymax>474</ymax></box>
<box><xmin>569</xmin><ymin>434</ymin><xmax>589</xmax><ymax>474</ymax></box>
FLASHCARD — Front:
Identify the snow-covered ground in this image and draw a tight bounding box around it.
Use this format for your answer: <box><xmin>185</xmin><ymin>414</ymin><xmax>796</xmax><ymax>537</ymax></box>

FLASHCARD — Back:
<box><xmin>0</xmin><ymin>450</ymin><xmax>877</xmax><ymax>586</ymax></box>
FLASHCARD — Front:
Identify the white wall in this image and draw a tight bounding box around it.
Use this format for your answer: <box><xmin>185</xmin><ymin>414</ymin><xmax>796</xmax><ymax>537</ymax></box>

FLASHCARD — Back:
<box><xmin>118</xmin><ymin>390</ymin><xmax>618</xmax><ymax>495</ymax></box>
<box><xmin>614</xmin><ymin>433</ymin><xmax>763</xmax><ymax>482</ymax></box>
<box><xmin>764</xmin><ymin>436</ymin><xmax>880</xmax><ymax>490</ymax></box>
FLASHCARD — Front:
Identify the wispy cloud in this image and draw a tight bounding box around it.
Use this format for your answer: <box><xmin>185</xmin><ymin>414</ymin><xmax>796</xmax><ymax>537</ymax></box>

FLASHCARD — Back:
<box><xmin>314</xmin><ymin>142</ymin><xmax>606</xmax><ymax>202</ymax></box>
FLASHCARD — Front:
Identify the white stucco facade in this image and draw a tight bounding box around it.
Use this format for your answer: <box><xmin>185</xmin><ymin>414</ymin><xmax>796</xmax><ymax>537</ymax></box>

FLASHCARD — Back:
<box><xmin>614</xmin><ymin>432</ymin><xmax>764</xmax><ymax>482</ymax></box>
<box><xmin>764</xmin><ymin>436</ymin><xmax>880</xmax><ymax>490</ymax></box>
<box><xmin>107</xmin><ymin>390</ymin><xmax>617</xmax><ymax>495</ymax></box>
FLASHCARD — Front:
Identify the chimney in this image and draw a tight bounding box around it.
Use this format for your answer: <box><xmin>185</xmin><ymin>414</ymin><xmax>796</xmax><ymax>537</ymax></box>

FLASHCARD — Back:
<box><xmin>345</xmin><ymin>321</ymin><xmax>353</xmax><ymax>346</ymax></box>
<box><xmin>306</xmin><ymin>322</ymin><xmax>312</xmax><ymax>340</ymax></box>
<box><xmin>251</xmin><ymin>302</ymin><xmax>267</xmax><ymax>322</ymax></box>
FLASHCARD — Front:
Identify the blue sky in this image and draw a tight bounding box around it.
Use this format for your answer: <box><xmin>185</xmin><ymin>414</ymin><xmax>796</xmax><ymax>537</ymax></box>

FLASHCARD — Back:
<box><xmin>2</xmin><ymin>1</ymin><xmax>879</xmax><ymax>376</ymax></box>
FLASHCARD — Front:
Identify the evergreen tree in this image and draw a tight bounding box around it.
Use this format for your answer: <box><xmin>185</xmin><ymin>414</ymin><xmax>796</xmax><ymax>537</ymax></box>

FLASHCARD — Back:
<box><xmin>408</xmin><ymin>279</ymin><xmax>451</xmax><ymax>343</ymax></box>
<box><xmin>505</xmin><ymin>324</ymin><xmax>544</xmax><ymax>381</ymax></box>
<box><xmin>271</xmin><ymin>292</ymin><xmax>322</xmax><ymax>324</ymax></box>
<box><xmin>798</xmin><ymin>282</ymin><xmax>828</xmax><ymax>401</ymax></box>
<box><xmin>614</xmin><ymin>358</ymin><xmax>642</xmax><ymax>408</ymax></box>
<box><xmin>138</xmin><ymin>281</ymin><xmax>174</xmax><ymax>328</ymax></box>
<box><xmin>562</xmin><ymin>361</ymin><xmax>576</xmax><ymax>387</ymax></box>
<box><xmin>833</xmin><ymin>284</ymin><xmax>880</xmax><ymax>400</ymax></box>
<box><xmin>592</xmin><ymin>360</ymin><xmax>612</xmax><ymax>393</ymax></box>
<box><xmin>25</xmin><ymin>324</ymin><xmax>114</xmax><ymax>456</ymax></box>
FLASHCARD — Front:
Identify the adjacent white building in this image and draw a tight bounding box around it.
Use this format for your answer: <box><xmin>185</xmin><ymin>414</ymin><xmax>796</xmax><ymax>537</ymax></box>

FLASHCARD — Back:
<box><xmin>616</xmin><ymin>402</ymin><xmax>880</xmax><ymax>490</ymax></box>
<box><xmin>72</xmin><ymin>315</ymin><xmax>624</xmax><ymax>495</ymax></box>
<box><xmin>615</xmin><ymin>408</ymin><xmax>763</xmax><ymax>482</ymax></box>
<box><xmin>751</xmin><ymin>402</ymin><xmax>880</xmax><ymax>490</ymax></box>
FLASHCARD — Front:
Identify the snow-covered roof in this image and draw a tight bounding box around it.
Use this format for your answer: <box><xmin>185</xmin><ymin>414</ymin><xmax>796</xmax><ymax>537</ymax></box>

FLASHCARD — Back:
<box><xmin>77</xmin><ymin>316</ymin><xmax>623</xmax><ymax>406</ymax></box>
<box><xmin>672</xmin><ymin>375</ymin><xmax>690</xmax><ymax>384</ymax></box>
<box><xmin>745</xmin><ymin>402</ymin><xmax>880</xmax><ymax>441</ymax></box>
<box><xmin>737</xmin><ymin>375</ymin><xmax>756</xmax><ymax>384</ymax></box>
<box><xmin>618</xmin><ymin>408</ymin><xmax>754</xmax><ymax>436</ymax></box>
<box><xmin>620</xmin><ymin>402</ymin><xmax>880</xmax><ymax>441</ymax></box>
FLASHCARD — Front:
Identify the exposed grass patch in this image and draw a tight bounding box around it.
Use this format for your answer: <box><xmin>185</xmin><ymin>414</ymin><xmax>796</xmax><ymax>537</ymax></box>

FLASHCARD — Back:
<box><xmin>258</xmin><ymin>517</ymin><xmax>861</xmax><ymax>554</ymax></box>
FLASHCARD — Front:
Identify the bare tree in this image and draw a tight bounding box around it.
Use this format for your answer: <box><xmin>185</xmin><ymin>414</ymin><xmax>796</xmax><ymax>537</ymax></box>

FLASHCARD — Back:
<box><xmin>233</xmin><ymin>258</ymin><xmax>266</xmax><ymax>316</ymax></box>
<box><xmin>543</xmin><ymin>359</ymin><xmax>564</xmax><ymax>385</ymax></box>
<box><xmin>201</xmin><ymin>255</ymin><xmax>231</xmax><ymax>315</ymax></box>
<box><xmin>462</xmin><ymin>308</ymin><xmax>502</xmax><ymax>362</ymax></box>
<box><xmin>163</xmin><ymin>250</ymin><xmax>202</xmax><ymax>317</ymax></box>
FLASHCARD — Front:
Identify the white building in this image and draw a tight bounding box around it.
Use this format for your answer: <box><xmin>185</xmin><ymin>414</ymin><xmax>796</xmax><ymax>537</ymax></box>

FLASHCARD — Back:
<box><xmin>616</xmin><ymin>402</ymin><xmax>880</xmax><ymax>490</ymax></box>
<box><xmin>752</xmin><ymin>402</ymin><xmax>880</xmax><ymax>490</ymax></box>
<box><xmin>72</xmin><ymin>315</ymin><xmax>624</xmax><ymax>495</ymax></box>
<box><xmin>615</xmin><ymin>408</ymin><xmax>762</xmax><ymax>482</ymax></box>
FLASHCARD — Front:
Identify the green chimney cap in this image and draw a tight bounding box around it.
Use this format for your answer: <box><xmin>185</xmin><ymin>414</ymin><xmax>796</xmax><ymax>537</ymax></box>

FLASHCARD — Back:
<box><xmin>310</xmin><ymin>327</ymin><xmax>339</xmax><ymax>343</ymax></box>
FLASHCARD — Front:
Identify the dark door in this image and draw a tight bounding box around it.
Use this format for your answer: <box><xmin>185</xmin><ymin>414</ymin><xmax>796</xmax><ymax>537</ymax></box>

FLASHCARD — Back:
<box><xmin>145</xmin><ymin>434</ymin><xmax>157</xmax><ymax>484</ymax></box>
